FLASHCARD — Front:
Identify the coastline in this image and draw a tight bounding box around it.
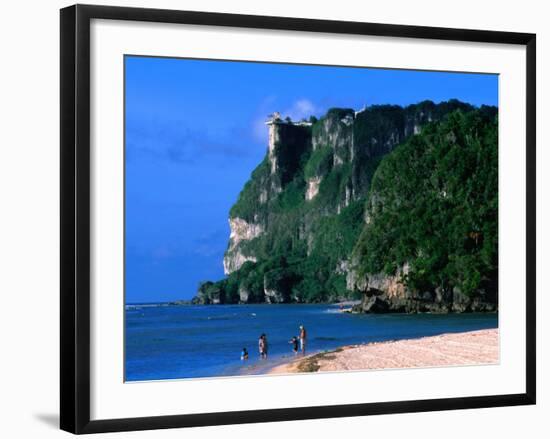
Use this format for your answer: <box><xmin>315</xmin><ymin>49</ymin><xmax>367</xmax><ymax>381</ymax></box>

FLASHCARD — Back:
<box><xmin>268</xmin><ymin>328</ymin><xmax>499</xmax><ymax>374</ymax></box>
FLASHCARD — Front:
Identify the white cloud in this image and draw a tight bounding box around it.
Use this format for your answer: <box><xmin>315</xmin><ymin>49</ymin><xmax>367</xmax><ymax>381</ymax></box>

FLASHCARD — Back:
<box><xmin>286</xmin><ymin>99</ymin><xmax>317</xmax><ymax>121</ymax></box>
<box><xmin>253</xmin><ymin>116</ymin><xmax>269</xmax><ymax>143</ymax></box>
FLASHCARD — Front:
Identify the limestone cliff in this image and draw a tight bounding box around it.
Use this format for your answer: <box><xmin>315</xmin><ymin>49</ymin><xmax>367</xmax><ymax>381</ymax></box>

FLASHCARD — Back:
<box><xmin>223</xmin><ymin>218</ymin><xmax>263</xmax><ymax>274</ymax></box>
<box><xmin>223</xmin><ymin>114</ymin><xmax>312</xmax><ymax>273</ymax></box>
<box><xmin>349</xmin><ymin>107</ymin><xmax>498</xmax><ymax>313</ymax></box>
<box><xmin>197</xmin><ymin>101</ymin><xmax>498</xmax><ymax>311</ymax></box>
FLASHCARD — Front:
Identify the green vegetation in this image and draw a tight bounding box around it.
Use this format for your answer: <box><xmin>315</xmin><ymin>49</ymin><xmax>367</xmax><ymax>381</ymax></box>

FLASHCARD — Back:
<box><xmin>304</xmin><ymin>145</ymin><xmax>333</xmax><ymax>180</ymax></box>
<box><xmin>229</xmin><ymin>156</ymin><xmax>271</xmax><ymax>222</ymax></box>
<box><xmin>197</xmin><ymin>101</ymin><xmax>498</xmax><ymax>309</ymax></box>
<box><xmin>326</xmin><ymin>107</ymin><xmax>354</xmax><ymax>119</ymax></box>
<box><xmin>353</xmin><ymin>109</ymin><xmax>498</xmax><ymax>297</ymax></box>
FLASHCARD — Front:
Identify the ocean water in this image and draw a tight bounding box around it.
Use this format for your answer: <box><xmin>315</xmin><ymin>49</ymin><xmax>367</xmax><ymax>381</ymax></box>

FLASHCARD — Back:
<box><xmin>125</xmin><ymin>303</ymin><xmax>498</xmax><ymax>381</ymax></box>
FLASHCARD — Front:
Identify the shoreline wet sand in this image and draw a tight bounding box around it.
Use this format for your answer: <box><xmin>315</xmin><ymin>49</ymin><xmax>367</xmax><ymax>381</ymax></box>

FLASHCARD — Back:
<box><xmin>268</xmin><ymin>328</ymin><xmax>499</xmax><ymax>374</ymax></box>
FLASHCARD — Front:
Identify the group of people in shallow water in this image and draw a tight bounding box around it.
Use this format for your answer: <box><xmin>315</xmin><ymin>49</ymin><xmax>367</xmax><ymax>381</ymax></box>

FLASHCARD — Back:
<box><xmin>241</xmin><ymin>325</ymin><xmax>307</xmax><ymax>361</ymax></box>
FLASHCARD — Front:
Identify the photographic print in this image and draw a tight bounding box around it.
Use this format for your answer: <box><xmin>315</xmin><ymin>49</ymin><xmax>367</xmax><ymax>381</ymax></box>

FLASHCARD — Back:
<box><xmin>124</xmin><ymin>56</ymin><xmax>499</xmax><ymax>382</ymax></box>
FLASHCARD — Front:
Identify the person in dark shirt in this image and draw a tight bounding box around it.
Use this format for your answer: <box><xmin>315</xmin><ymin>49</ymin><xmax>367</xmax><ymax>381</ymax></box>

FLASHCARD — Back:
<box><xmin>289</xmin><ymin>336</ymin><xmax>299</xmax><ymax>354</ymax></box>
<box><xmin>259</xmin><ymin>334</ymin><xmax>268</xmax><ymax>359</ymax></box>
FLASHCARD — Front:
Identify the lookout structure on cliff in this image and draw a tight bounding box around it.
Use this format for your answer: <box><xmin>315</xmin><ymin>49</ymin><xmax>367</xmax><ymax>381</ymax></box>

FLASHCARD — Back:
<box><xmin>265</xmin><ymin>112</ymin><xmax>313</xmax><ymax>127</ymax></box>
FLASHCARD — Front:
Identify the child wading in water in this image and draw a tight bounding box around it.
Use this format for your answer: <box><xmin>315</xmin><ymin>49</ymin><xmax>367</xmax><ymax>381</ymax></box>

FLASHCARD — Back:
<box><xmin>240</xmin><ymin>347</ymin><xmax>249</xmax><ymax>361</ymax></box>
<box><xmin>289</xmin><ymin>336</ymin><xmax>299</xmax><ymax>355</ymax></box>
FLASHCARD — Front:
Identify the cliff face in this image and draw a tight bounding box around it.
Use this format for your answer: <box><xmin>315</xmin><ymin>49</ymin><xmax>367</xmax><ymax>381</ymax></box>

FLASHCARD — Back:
<box><xmin>350</xmin><ymin>107</ymin><xmax>498</xmax><ymax>313</ymax></box>
<box><xmin>223</xmin><ymin>218</ymin><xmax>262</xmax><ymax>274</ymax></box>
<box><xmin>348</xmin><ymin>264</ymin><xmax>497</xmax><ymax>313</ymax></box>
<box><xmin>199</xmin><ymin>100</ymin><xmax>498</xmax><ymax>312</ymax></box>
<box><xmin>224</xmin><ymin>119</ymin><xmax>311</xmax><ymax>274</ymax></box>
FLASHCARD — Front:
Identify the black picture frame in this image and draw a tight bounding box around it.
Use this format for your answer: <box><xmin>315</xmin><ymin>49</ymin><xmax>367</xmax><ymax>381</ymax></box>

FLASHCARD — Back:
<box><xmin>60</xmin><ymin>4</ymin><xmax>536</xmax><ymax>434</ymax></box>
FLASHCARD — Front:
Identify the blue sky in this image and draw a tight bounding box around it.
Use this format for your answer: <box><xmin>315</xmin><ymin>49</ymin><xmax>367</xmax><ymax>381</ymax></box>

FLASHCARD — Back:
<box><xmin>125</xmin><ymin>56</ymin><xmax>498</xmax><ymax>303</ymax></box>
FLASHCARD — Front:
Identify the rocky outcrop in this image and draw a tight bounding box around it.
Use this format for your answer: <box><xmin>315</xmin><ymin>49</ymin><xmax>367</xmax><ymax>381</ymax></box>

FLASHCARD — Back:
<box><xmin>312</xmin><ymin>109</ymin><xmax>354</xmax><ymax>166</ymax></box>
<box><xmin>238</xmin><ymin>285</ymin><xmax>250</xmax><ymax>303</ymax></box>
<box><xmin>227</xmin><ymin>218</ymin><xmax>264</xmax><ymax>246</ymax></box>
<box><xmin>223</xmin><ymin>250</ymin><xmax>257</xmax><ymax>275</ymax></box>
<box><xmin>305</xmin><ymin>176</ymin><xmax>321</xmax><ymax>201</ymax></box>
<box><xmin>196</xmin><ymin>281</ymin><xmax>224</xmax><ymax>304</ymax></box>
<box><xmin>352</xmin><ymin>285</ymin><xmax>497</xmax><ymax>314</ymax></box>
<box><xmin>223</xmin><ymin>218</ymin><xmax>263</xmax><ymax>274</ymax></box>
<box><xmin>263</xmin><ymin>269</ymin><xmax>292</xmax><ymax>303</ymax></box>
<box><xmin>349</xmin><ymin>263</ymin><xmax>497</xmax><ymax>314</ymax></box>
<box><xmin>264</xmin><ymin>288</ymin><xmax>286</xmax><ymax>304</ymax></box>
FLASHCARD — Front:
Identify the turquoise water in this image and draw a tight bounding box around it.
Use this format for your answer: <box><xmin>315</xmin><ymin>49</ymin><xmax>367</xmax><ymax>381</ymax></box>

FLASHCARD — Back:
<box><xmin>125</xmin><ymin>304</ymin><xmax>498</xmax><ymax>381</ymax></box>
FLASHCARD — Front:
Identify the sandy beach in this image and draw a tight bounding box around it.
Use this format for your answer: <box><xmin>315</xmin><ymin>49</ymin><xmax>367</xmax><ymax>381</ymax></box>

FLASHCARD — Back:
<box><xmin>269</xmin><ymin>328</ymin><xmax>499</xmax><ymax>374</ymax></box>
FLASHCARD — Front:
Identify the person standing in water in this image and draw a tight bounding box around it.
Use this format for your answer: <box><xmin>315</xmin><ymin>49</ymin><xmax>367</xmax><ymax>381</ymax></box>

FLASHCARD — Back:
<box><xmin>258</xmin><ymin>335</ymin><xmax>265</xmax><ymax>359</ymax></box>
<box><xmin>241</xmin><ymin>347</ymin><xmax>249</xmax><ymax>361</ymax></box>
<box><xmin>299</xmin><ymin>325</ymin><xmax>307</xmax><ymax>354</ymax></box>
<box><xmin>258</xmin><ymin>334</ymin><xmax>268</xmax><ymax>359</ymax></box>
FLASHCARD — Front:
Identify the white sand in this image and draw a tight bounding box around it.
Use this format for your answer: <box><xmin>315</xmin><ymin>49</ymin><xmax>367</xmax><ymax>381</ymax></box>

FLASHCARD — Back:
<box><xmin>269</xmin><ymin>328</ymin><xmax>499</xmax><ymax>374</ymax></box>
